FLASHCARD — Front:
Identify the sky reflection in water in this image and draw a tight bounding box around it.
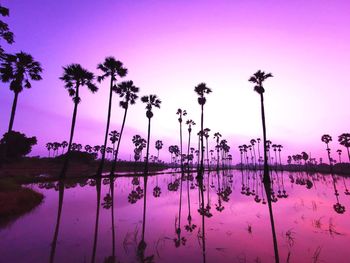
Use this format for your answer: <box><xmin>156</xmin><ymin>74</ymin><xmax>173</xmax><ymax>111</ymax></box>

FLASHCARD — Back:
<box><xmin>0</xmin><ymin>170</ymin><xmax>349</xmax><ymax>263</ymax></box>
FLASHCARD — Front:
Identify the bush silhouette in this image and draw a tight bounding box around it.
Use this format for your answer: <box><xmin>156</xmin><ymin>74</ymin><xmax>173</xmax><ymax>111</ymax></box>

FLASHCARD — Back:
<box><xmin>0</xmin><ymin>131</ymin><xmax>37</xmax><ymax>160</ymax></box>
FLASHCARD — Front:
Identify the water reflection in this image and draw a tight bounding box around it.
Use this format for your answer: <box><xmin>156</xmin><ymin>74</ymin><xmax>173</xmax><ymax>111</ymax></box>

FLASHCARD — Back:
<box><xmin>1</xmin><ymin>169</ymin><xmax>349</xmax><ymax>263</ymax></box>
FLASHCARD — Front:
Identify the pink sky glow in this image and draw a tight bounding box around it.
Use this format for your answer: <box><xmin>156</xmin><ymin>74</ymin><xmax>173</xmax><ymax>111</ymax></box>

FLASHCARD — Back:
<box><xmin>1</xmin><ymin>0</ymin><xmax>349</xmax><ymax>163</ymax></box>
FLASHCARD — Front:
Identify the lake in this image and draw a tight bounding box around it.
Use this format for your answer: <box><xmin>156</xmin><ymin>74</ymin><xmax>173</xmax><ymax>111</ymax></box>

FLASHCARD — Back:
<box><xmin>0</xmin><ymin>170</ymin><xmax>349</xmax><ymax>263</ymax></box>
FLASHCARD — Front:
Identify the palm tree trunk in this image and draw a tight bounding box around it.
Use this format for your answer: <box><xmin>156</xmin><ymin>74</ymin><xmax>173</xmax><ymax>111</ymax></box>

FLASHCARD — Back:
<box><xmin>187</xmin><ymin>130</ymin><xmax>191</xmax><ymax>172</ymax></box>
<box><xmin>200</xmin><ymin>104</ymin><xmax>204</xmax><ymax>177</ymax></box>
<box><xmin>180</xmin><ymin>122</ymin><xmax>183</xmax><ymax>172</ymax></box>
<box><xmin>49</xmin><ymin>181</ymin><xmax>64</xmax><ymax>263</ymax></box>
<box><xmin>110</xmin><ymin>106</ymin><xmax>128</xmax><ymax>175</ymax></box>
<box><xmin>61</xmin><ymin>87</ymin><xmax>79</xmax><ymax>178</ymax></box>
<box><xmin>91</xmin><ymin>179</ymin><xmax>101</xmax><ymax>263</ymax></box>
<box><xmin>97</xmin><ymin>77</ymin><xmax>114</xmax><ymax>176</ymax></box>
<box><xmin>8</xmin><ymin>91</ymin><xmax>19</xmax><ymax>133</ymax></box>
<box><xmin>260</xmin><ymin>94</ymin><xmax>270</xmax><ymax>184</ymax></box>
<box><xmin>144</xmin><ymin>117</ymin><xmax>151</xmax><ymax>174</ymax></box>
<box><xmin>347</xmin><ymin>146</ymin><xmax>350</xmax><ymax>162</ymax></box>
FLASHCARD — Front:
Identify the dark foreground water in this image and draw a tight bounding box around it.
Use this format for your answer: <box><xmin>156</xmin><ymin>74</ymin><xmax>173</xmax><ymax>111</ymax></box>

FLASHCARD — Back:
<box><xmin>0</xmin><ymin>170</ymin><xmax>349</xmax><ymax>263</ymax></box>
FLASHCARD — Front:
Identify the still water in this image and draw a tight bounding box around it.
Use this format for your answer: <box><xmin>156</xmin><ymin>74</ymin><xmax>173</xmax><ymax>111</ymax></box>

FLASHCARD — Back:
<box><xmin>0</xmin><ymin>170</ymin><xmax>349</xmax><ymax>263</ymax></box>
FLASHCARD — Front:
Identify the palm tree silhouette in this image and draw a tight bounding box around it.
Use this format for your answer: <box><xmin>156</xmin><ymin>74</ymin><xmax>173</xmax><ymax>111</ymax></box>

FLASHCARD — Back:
<box><xmin>61</xmin><ymin>141</ymin><xmax>68</xmax><ymax>154</ymax></box>
<box><xmin>155</xmin><ymin>140</ymin><xmax>163</xmax><ymax>162</ymax></box>
<box><xmin>141</xmin><ymin>94</ymin><xmax>161</xmax><ymax>174</ymax></box>
<box><xmin>91</xmin><ymin>178</ymin><xmax>102</xmax><ymax>263</ymax></box>
<box><xmin>250</xmin><ymin>139</ymin><xmax>257</xmax><ymax>169</ymax></box>
<box><xmin>321</xmin><ymin>134</ymin><xmax>333</xmax><ymax>167</ymax></box>
<box><xmin>213</xmin><ymin>132</ymin><xmax>222</xmax><ymax>171</ymax></box>
<box><xmin>0</xmin><ymin>52</ymin><xmax>42</xmax><ymax>132</ymax></box>
<box><xmin>176</xmin><ymin>108</ymin><xmax>187</xmax><ymax>172</ymax></box>
<box><xmin>60</xmin><ymin>64</ymin><xmax>98</xmax><ymax>177</ymax></box>
<box><xmin>248</xmin><ymin>70</ymin><xmax>273</xmax><ymax>183</ymax></box>
<box><xmin>203</xmin><ymin>128</ymin><xmax>211</xmax><ymax>171</ymax></box>
<box><xmin>109</xmin><ymin>130</ymin><xmax>119</xmax><ymax>159</ymax></box>
<box><xmin>46</xmin><ymin>142</ymin><xmax>53</xmax><ymax>157</ymax></box>
<box><xmin>336</xmin><ymin>149</ymin><xmax>342</xmax><ymax>163</ymax></box>
<box><xmin>96</xmin><ymin>57</ymin><xmax>127</xmax><ymax>175</ymax></box>
<box><xmin>110</xmin><ymin>80</ymin><xmax>139</xmax><ymax>175</ymax></box>
<box><xmin>186</xmin><ymin>120</ymin><xmax>196</xmax><ymax>171</ymax></box>
<box><xmin>338</xmin><ymin>133</ymin><xmax>350</xmax><ymax>162</ymax></box>
<box><xmin>248</xmin><ymin>70</ymin><xmax>279</xmax><ymax>262</ymax></box>
<box><xmin>194</xmin><ymin>83</ymin><xmax>212</xmax><ymax>179</ymax></box>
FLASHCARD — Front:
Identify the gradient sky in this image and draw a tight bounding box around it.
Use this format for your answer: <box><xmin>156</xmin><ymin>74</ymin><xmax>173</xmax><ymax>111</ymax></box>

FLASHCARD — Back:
<box><xmin>1</xmin><ymin>0</ymin><xmax>349</xmax><ymax>163</ymax></box>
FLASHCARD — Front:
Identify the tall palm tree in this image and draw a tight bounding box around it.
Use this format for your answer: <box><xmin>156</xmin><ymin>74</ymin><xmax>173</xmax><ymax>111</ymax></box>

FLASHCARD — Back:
<box><xmin>61</xmin><ymin>141</ymin><xmax>68</xmax><ymax>154</ymax></box>
<box><xmin>250</xmin><ymin>139</ymin><xmax>257</xmax><ymax>169</ymax></box>
<box><xmin>109</xmin><ymin>130</ymin><xmax>119</xmax><ymax>159</ymax></box>
<box><xmin>141</xmin><ymin>94</ymin><xmax>161</xmax><ymax>174</ymax></box>
<box><xmin>248</xmin><ymin>70</ymin><xmax>273</xmax><ymax>183</ymax></box>
<box><xmin>204</xmin><ymin>128</ymin><xmax>210</xmax><ymax>170</ymax></box>
<box><xmin>155</xmin><ymin>140</ymin><xmax>163</xmax><ymax>162</ymax></box>
<box><xmin>96</xmin><ymin>57</ymin><xmax>127</xmax><ymax>176</ymax></box>
<box><xmin>249</xmin><ymin>70</ymin><xmax>279</xmax><ymax>263</ymax></box>
<box><xmin>46</xmin><ymin>142</ymin><xmax>53</xmax><ymax>157</ymax></box>
<box><xmin>176</xmin><ymin>108</ymin><xmax>187</xmax><ymax>172</ymax></box>
<box><xmin>214</xmin><ymin>132</ymin><xmax>222</xmax><ymax>171</ymax></box>
<box><xmin>0</xmin><ymin>52</ymin><xmax>42</xmax><ymax>132</ymax></box>
<box><xmin>60</xmin><ymin>64</ymin><xmax>98</xmax><ymax>177</ymax></box>
<box><xmin>338</xmin><ymin>133</ymin><xmax>350</xmax><ymax>162</ymax></box>
<box><xmin>194</xmin><ymin>83</ymin><xmax>212</xmax><ymax>178</ymax></box>
<box><xmin>110</xmin><ymin>80</ymin><xmax>139</xmax><ymax>175</ymax></box>
<box><xmin>321</xmin><ymin>134</ymin><xmax>333</xmax><ymax>166</ymax></box>
<box><xmin>186</xmin><ymin>119</ymin><xmax>196</xmax><ymax>171</ymax></box>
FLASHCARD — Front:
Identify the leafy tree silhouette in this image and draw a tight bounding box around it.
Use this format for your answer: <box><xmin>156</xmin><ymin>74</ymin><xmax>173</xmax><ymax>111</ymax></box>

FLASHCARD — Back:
<box><xmin>60</xmin><ymin>64</ymin><xmax>98</xmax><ymax>178</ymax></box>
<box><xmin>338</xmin><ymin>133</ymin><xmax>350</xmax><ymax>162</ymax></box>
<box><xmin>155</xmin><ymin>140</ymin><xmax>163</xmax><ymax>162</ymax></box>
<box><xmin>110</xmin><ymin>80</ymin><xmax>139</xmax><ymax>175</ymax></box>
<box><xmin>194</xmin><ymin>83</ymin><xmax>212</xmax><ymax>179</ymax></box>
<box><xmin>96</xmin><ymin>57</ymin><xmax>127</xmax><ymax>176</ymax></box>
<box><xmin>0</xmin><ymin>4</ymin><xmax>14</xmax><ymax>58</ymax></box>
<box><xmin>0</xmin><ymin>52</ymin><xmax>42</xmax><ymax>132</ymax></box>
<box><xmin>141</xmin><ymin>94</ymin><xmax>161</xmax><ymax>174</ymax></box>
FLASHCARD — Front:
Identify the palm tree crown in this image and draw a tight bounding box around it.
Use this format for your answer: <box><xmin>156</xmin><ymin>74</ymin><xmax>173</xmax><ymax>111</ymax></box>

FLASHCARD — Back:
<box><xmin>60</xmin><ymin>64</ymin><xmax>98</xmax><ymax>103</ymax></box>
<box><xmin>194</xmin><ymin>82</ymin><xmax>212</xmax><ymax>105</ymax></box>
<box><xmin>248</xmin><ymin>70</ymin><xmax>273</xmax><ymax>94</ymax></box>
<box><xmin>97</xmin><ymin>56</ymin><xmax>127</xmax><ymax>83</ymax></box>
<box><xmin>115</xmin><ymin>80</ymin><xmax>139</xmax><ymax>108</ymax></box>
<box><xmin>141</xmin><ymin>94</ymin><xmax>161</xmax><ymax>119</ymax></box>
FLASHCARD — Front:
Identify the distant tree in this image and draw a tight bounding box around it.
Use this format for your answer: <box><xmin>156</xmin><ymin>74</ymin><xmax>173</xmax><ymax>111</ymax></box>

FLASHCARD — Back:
<box><xmin>203</xmin><ymin>128</ymin><xmax>210</xmax><ymax>170</ymax></box>
<box><xmin>53</xmin><ymin>142</ymin><xmax>61</xmax><ymax>156</ymax></box>
<box><xmin>85</xmin><ymin>144</ymin><xmax>92</xmax><ymax>153</ymax></box>
<box><xmin>109</xmin><ymin>130</ymin><xmax>119</xmax><ymax>158</ymax></box>
<box><xmin>338</xmin><ymin>133</ymin><xmax>350</xmax><ymax>162</ymax></box>
<box><xmin>60</xmin><ymin>64</ymin><xmax>98</xmax><ymax>177</ymax></box>
<box><xmin>61</xmin><ymin>141</ymin><xmax>68</xmax><ymax>154</ymax></box>
<box><xmin>0</xmin><ymin>131</ymin><xmax>37</xmax><ymax>160</ymax></box>
<box><xmin>110</xmin><ymin>80</ymin><xmax>139</xmax><ymax>175</ymax></box>
<box><xmin>141</xmin><ymin>94</ymin><xmax>161</xmax><ymax>174</ymax></box>
<box><xmin>213</xmin><ymin>132</ymin><xmax>222</xmax><ymax>170</ymax></box>
<box><xmin>186</xmin><ymin>119</ymin><xmax>196</xmax><ymax>169</ymax></box>
<box><xmin>0</xmin><ymin>52</ymin><xmax>42</xmax><ymax>132</ymax></box>
<box><xmin>96</xmin><ymin>57</ymin><xmax>127</xmax><ymax>175</ymax></box>
<box><xmin>155</xmin><ymin>140</ymin><xmax>163</xmax><ymax>161</ymax></box>
<box><xmin>336</xmin><ymin>149</ymin><xmax>342</xmax><ymax>163</ymax></box>
<box><xmin>176</xmin><ymin>108</ymin><xmax>187</xmax><ymax>172</ymax></box>
<box><xmin>194</xmin><ymin>83</ymin><xmax>212</xmax><ymax>178</ymax></box>
<box><xmin>321</xmin><ymin>134</ymin><xmax>332</xmax><ymax>165</ymax></box>
<box><xmin>46</xmin><ymin>142</ymin><xmax>53</xmax><ymax>157</ymax></box>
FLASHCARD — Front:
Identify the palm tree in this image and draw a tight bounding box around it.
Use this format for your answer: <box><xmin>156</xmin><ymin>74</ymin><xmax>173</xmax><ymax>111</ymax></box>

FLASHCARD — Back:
<box><xmin>60</xmin><ymin>64</ymin><xmax>98</xmax><ymax>177</ymax></box>
<box><xmin>321</xmin><ymin>134</ymin><xmax>333</xmax><ymax>166</ymax></box>
<box><xmin>336</xmin><ymin>149</ymin><xmax>342</xmax><ymax>163</ymax></box>
<box><xmin>176</xmin><ymin>108</ymin><xmax>187</xmax><ymax>172</ymax></box>
<box><xmin>248</xmin><ymin>70</ymin><xmax>273</xmax><ymax>183</ymax></box>
<box><xmin>204</xmin><ymin>128</ymin><xmax>210</xmax><ymax>170</ymax></box>
<box><xmin>194</xmin><ymin>83</ymin><xmax>212</xmax><ymax>178</ymax></box>
<box><xmin>141</xmin><ymin>94</ymin><xmax>161</xmax><ymax>174</ymax></box>
<box><xmin>84</xmin><ymin>144</ymin><xmax>92</xmax><ymax>153</ymax></box>
<box><xmin>110</xmin><ymin>80</ymin><xmax>139</xmax><ymax>175</ymax></box>
<box><xmin>214</xmin><ymin>132</ymin><xmax>222</xmax><ymax>171</ymax></box>
<box><xmin>0</xmin><ymin>52</ymin><xmax>42</xmax><ymax>132</ymax></box>
<box><xmin>249</xmin><ymin>70</ymin><xmax>279</xmax><ymax>263</ymax></box>
<box><xmin>250</xmin><ymin>139</ymin><xmax>257</xmax><ymax>169</ymax></box>
<box><xmin>155</xmin><ymin>140</ymin><xmax>163</xmax><ymax>162</ymax></box>
<box><xmin>46</xmin><ymin>142</ymin><xmax>53</xmax><ymax>157</ymax></box>
<box><xmin>96</xmin><ymin>57</ymin><xmax>127</xmax><ymax>176</ymax></box>
<box><xmin>61</xmin><ymin>141</ymin><xmax>68</xmax><ymax>154</ymax></box>
<box><xmin>338</xmin><ymin>133</ymin><xmax>350</xmax><ymax>162</ymax></box>
<box><xmin>186</xmin><ymin>119</ymin><xmax>196</xmax><ymax>171</ymax></box>
<box><xmin>109</xmin><ymin>130</ymin><xmax>119</xmax><ymax>159</ymax></box>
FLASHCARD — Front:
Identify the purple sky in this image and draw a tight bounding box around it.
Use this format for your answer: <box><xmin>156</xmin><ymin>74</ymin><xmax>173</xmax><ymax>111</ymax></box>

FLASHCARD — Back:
<box><xmin>1</xmin><ymin>0</ymin><xmax>350</xmax><ymax>163</ymax></box>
